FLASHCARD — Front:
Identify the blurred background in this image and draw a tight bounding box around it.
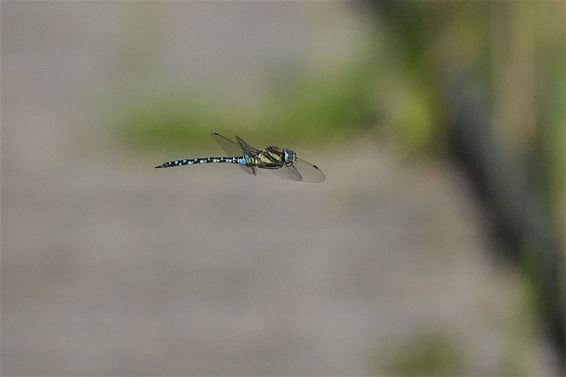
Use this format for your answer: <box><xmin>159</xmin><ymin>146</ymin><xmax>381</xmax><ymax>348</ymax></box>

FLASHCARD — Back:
<box><xmin>2</xmin><ymin>1</ymin><xmax>564</xmax><ymax>375</ymax></box>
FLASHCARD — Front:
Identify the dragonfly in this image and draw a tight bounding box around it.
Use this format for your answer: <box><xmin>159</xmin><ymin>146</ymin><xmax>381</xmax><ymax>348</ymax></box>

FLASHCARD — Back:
<box><xmin>155</xmin><ymin>132</ymin><xmax>325</xmax><ymax>182</ymax></box>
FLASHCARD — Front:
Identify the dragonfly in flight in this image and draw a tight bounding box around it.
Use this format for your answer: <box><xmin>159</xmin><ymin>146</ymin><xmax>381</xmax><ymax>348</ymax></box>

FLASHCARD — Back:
<box><xmin>155</xmin><ymin>132</ymin><xmax>325</xmax><ymax>183</ymax></box>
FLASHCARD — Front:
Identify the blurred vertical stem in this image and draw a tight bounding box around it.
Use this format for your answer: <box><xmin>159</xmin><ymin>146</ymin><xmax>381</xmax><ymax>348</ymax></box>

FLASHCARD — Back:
<box><xmin>372</xmin><ymin>0</ymin><xmax>565</xmax><ymax>371</ymax></box>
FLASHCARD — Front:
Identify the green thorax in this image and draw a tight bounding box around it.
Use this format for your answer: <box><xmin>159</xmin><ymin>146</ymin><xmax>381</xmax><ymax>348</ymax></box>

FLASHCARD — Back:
<box><xmin>250</xmin><ymin>146</ymin><xmax>286</xmax><ymax>169</ymax></box>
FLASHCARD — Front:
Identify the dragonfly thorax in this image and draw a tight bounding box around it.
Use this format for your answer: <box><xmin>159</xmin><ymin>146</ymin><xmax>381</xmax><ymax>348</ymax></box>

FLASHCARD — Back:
<box><xmin>253</xmin><ymin>145</ymin><xmax>296</xmax><ymax>169</ymax></box>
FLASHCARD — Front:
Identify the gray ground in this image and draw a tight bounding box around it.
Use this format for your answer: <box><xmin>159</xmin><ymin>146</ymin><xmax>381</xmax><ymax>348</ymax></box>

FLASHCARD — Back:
<box><xmin>1</xmin><ymin>2</ymin><xmax>558</xmax><ymax>375</ymax></box>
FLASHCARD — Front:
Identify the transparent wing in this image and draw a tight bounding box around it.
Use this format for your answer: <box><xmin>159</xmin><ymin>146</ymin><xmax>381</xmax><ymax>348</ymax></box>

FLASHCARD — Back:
<box><xmin>210</xmin><ymin>132</ymin><xmax>256</xmax><ymax>175</ymax></box>
<box><xmin>211</xmin><ymin>132</ymin><xmax>245</xmax><ymax>156</ymax></box>
<box><xmin>235</xmin><ymin>136</ymin><xmax>260</xmax><ymax>154</ymax></box>
<box><xmin>271</xmin><ymin>165</ymin><xmax>302</xmax><ymax>181</ymax></box>
<box><xmin>292</xmin><ymin>158</ymin><xmax>326</xmax><ymax>183</ymax></box>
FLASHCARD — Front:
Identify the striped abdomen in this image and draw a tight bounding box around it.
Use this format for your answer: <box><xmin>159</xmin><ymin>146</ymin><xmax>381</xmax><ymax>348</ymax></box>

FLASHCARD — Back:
<box><xmin>155</xmin><ymin>156</ymin><xmax>245</xmax><ymax>169</ymax></box>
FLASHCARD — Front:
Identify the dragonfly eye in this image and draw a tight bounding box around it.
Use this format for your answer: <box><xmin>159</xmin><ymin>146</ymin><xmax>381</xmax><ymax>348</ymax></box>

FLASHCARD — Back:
<box><xmin>283</xmin><ymin>148</ymin><xmax>296</xmax><ymax>164</ymax></box>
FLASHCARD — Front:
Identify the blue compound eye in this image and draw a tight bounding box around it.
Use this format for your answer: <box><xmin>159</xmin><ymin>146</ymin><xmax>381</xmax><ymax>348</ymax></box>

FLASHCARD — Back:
<box><xmin>283</xmin><ymin>148</ymin><xmax>296</xmax><ymax>164</ymax></box>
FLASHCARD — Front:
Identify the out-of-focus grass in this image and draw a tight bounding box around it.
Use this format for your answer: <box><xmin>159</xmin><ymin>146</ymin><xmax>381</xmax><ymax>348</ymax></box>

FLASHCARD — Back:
<box><xmin>384</xmin><ymin>332</ymin><xmax>464</xmax><ymax>376</ymax></box>
<box><xmin>499</xmin><ymin>272</ymin><xmax>539</xmax><ymax>376</ymax></box>
<box><xmin>114</xmin><ymin>55</ymin><xmax>378</xmax><ymax>151</ymax></box>
<box><xmin>115</xmin><ymin>95</ymin><xmax>233</xmax><ymax>151</ymax></box>
<box><xmin>262</xmin><ymin>58</ymin><xmax>378</xmax><ymax>143</ymax></box>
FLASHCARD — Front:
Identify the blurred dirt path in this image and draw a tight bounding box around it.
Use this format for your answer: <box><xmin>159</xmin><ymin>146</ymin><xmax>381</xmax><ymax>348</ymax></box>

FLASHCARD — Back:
<box><xmin>3</xmin><ymin>144</ymin><xmax>550</xmax><ymax>375</ymax></box>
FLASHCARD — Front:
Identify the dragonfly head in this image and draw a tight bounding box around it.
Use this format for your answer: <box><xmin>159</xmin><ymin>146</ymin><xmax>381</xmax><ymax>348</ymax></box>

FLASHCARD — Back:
<box><xmin>283</xmin><ymin>148</ymin><xmax>296</xmax><ymax>165</ymax></box>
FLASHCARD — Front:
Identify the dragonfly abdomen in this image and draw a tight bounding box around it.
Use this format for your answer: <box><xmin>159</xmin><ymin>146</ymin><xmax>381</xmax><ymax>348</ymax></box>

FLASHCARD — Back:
<box><xmin>155</xmin><ymin>156</ymin><xmax>245</xmax><ymax>169</ymax></box>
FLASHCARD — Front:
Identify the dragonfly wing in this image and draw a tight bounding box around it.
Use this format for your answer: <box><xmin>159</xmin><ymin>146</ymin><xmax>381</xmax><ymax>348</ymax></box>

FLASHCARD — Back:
<box><xmin>271</xmin><ymin>165</ymin><xmax>302</xmax><ymax>181</ymax></box>
<box><xmin>211</xmin><ymin>132</ymin><xmax>243</xmax><ymax>156</ymax></box>
<box><xmin>210</xmin><ymin>132</ymin><xmax>256</xmax><ymax>175</ymax></box>
<box><xmin>235</xmin><ymin>136</ymin><xmax>260</xmax><ymax>153</ymax></box>
<box><xmin>291</xmin><ymin>158</ymin><xmax>326</xmax><ymax>183</ymax></box>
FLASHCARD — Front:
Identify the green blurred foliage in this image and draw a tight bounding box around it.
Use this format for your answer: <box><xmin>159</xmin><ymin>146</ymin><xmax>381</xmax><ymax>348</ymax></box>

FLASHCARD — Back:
<box><xmin>384</xmin><ymin>332</ymin><xmax>464</xmax><ymax>376</ymax></box>
<box><xmin>500</xmin><ymin>272</ymin><xmax>539</xmax><ymax>376</ymax></box>
<box><xmin>260</xmin><ymin>57</ymin><xmax>378</xmax><ymax>142</ymax></box>
<box><xmin>114</xmin><ymin>2</ymin><xmax>563</xmax><ymax>219</ymax></box>
<box><xmin>116</xmin><ymin>95</ymin><xmax>233</xmax><ymax>150</ymax></box>
<box><xmin>115</xmin><ymin>54</ymin><xmax>378</xmax><ymax>151</ymax></box>
<box><xmin>114</xmin><ymin>2</ymin><xmax>563</xmax><ymax>159</ymax></box>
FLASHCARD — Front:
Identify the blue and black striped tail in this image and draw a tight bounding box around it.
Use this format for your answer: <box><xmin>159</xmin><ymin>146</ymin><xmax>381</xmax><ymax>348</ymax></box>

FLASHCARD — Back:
<box><xmin>155</xmin><ymin>156</ymin><xmax>243</xmax><ymax>169</ymax></box>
